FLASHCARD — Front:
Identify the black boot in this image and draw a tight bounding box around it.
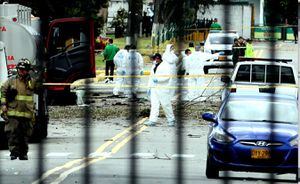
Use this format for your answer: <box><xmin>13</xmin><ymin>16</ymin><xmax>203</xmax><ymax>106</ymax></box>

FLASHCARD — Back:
<box><xmin>10</xmin><ymin>155</ymin><xmax>17</xmax><ymax>160</ymax></box>
<box><xmin>19</xmin><ymin>155</ymin><xmax>28</xmax><ymax>160</ymax></box>
<box><xmin>10</xmin><ymin>152</ymin><xmax>19</xmax><ymax>160</ymax></box>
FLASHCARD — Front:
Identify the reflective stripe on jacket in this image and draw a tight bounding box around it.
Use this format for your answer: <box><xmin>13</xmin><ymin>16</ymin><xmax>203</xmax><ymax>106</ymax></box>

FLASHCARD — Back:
<box><xmin>1</xmin><ymin>75</ymin><xmax>36</xmax><ymax>119</ymax></box>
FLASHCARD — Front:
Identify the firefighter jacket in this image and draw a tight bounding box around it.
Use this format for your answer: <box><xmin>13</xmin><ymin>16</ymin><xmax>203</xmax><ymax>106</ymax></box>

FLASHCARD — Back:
<box><xmin>1</xmin><ymin>75</ymin><xmax>37</xmax><ymax>119</ymax></box>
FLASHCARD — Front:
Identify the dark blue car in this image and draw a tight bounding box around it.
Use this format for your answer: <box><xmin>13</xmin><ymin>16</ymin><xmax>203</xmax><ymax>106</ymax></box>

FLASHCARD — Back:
<box><xmin>202</xmin><ymin>93</ymin><xmax>298</xmax><ymax>179</ymax></box>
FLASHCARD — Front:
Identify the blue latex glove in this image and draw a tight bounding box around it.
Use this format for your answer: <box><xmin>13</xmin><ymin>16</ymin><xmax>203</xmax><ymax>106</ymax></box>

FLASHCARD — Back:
<box><xmin>121</xmin><ymin>70</ymin><xmax>126</xmax><ymax>75</ymax></box>
<box><xmin>218</xmin><ymin>51</ymin><xmax>225</xmax><ymax>55</ymax></box>
<box><xmin>140</xmin><ymin>70</ymin><xmax>144</xmax><ymax>75</ymax></box>
<box><xmin>147</xmin><ymin>89</ymin><xmax>151</xmax><ymax>97</ymax></box>
<box><xmin>153</xmin><ymin>78</ymin><xmax>158</xmax><ymax>83</ymax></box>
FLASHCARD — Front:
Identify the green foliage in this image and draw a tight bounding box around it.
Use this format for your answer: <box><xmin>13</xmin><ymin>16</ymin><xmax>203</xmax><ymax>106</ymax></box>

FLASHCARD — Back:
<box><xmin>156</xmin><ymin>0</ymin><xmax>216</xmax><ymax>25</ymax></box>
<box><xmin>111</xmin><ymin>8</ymin><xmax>128</xmax><ymax>38</ymax></box>
<box><xmin>264</xmin><ymin>0</ymin><xmax>297</xmax><ymax>25</ymax></box>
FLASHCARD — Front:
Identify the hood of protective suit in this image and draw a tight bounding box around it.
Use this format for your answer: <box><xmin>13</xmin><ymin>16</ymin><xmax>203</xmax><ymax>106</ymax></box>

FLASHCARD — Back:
<box><xmin>162</xmin><ymin>44</ymin><xmax>178</xmax><ymax>65</ymax></box>
<box><xmin>165</xmin><ymin>44</ymin><xmax>173</xmax><ymax>53</ymax></box>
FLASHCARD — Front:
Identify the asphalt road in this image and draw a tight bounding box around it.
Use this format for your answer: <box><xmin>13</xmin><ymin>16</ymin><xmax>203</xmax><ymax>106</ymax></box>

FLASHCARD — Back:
<box><xmin>0</xmin><ymin>118</ymin><xmax>297</xmax><ymax>184</ymax></box>
<box><xmin>0</xmin><ymin>41</ymin><xmax>298</xmax><ymax>184</ymax></box>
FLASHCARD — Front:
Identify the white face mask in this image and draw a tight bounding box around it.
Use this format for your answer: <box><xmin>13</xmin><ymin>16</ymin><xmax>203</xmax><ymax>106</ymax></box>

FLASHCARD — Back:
<box><xmin>171</xmin><ymin>49</ymin><xmax>175</xmax><ymax>54</ymax></box>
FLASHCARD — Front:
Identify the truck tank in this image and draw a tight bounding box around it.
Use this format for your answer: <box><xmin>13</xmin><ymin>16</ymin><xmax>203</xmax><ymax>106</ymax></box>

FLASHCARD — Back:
<box><xmin>0</xmin><ymin>17</ymin><xmax>40</xmax><ymax>70</ymax></box>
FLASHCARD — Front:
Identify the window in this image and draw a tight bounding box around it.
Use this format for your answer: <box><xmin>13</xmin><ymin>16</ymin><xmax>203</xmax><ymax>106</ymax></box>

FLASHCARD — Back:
<box><xmin>235</xmin><ymin>65</ymin><xmax>250</xmax><ymax>82</ymax></box>
<box><xmin>266</xmin><ymin>65</ymin><xmax>279</xmax><ymax>83</ymax></box>
<box><xmin>48</xmin><ymin>22</ymin><xmax>89</xmax><ymax>56</ymax></box>
<box><xmin>281</xmin><ymin>66</ymin><xmax>295</xmax><ymax>84</ymax></box>
<box><xmin>251</xmin><ymin>65</ymin><xmax>265</xmax><ymax>83</ymax></box>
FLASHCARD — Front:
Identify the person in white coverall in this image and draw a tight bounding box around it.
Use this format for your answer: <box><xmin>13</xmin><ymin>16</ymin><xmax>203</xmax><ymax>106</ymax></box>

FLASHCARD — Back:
<box><xmin>113</xmin><ymin>45</ymin><xmax>130</xmax><ymax>96</ymax></box>
<box><xmin>144</xmin><ymin>44</ymin><xmax>178</xmax><ymax>127</ymax></box>
<box><xmin>185</xmin><ymin>45</ymin><xmax>220</xmax><ymax>101</ymax></box>
<box><xmin>123</xmin><ymin>45</ymin><xmax>144</xmax><ymax>98</ymax></box>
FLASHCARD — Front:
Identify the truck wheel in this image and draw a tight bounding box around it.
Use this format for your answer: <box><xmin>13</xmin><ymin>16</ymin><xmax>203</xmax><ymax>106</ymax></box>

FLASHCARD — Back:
<box><xmin>206</xmin><ymin>154</ymin><xmax>219</xmax><ymax>179</ymax></box>
<box><xmin>204</xmin><ymin>67</ymin><xmax>209</xmax><ymax>74</ymax></box>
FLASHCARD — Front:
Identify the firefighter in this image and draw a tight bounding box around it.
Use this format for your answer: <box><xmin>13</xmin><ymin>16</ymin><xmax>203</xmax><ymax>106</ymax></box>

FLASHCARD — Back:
<box><xmin>1</xmin><ymin>58</ymin><xmax>38</xmax><ymax>160</ymax></box>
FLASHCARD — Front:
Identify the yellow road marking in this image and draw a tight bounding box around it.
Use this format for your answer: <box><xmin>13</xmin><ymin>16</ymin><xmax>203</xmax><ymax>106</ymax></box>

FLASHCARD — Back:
<box><xmin>32</xmin><ymin>118</ymin><xmax>147</xmax><ymax>184</ymax></box>
<box><xmin>50</xmin><ymin>125</ymin><xmax>148</xmax><ymax>184</ymax></box>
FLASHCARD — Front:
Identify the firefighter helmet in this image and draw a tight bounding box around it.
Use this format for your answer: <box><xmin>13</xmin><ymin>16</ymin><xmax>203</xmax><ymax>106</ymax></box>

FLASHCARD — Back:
<box><xmin>16</xmin><ymin>58</ymin><xmax>32</xmax><ymax>70</ymax></box>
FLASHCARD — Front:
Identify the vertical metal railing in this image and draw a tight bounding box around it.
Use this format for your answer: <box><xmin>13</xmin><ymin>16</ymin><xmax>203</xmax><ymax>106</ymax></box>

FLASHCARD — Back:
<box><xmin>221</xmin><ymin>0</ymin><xmax>230</xmax><ymax>182</ymax></box>
<box><xmin>174</xmin><ymin>1</ymin><xmax>185</xmax><ymax>183</ymax></box>
<box><xmin>35</xmin><ymin>1</ymin><xmax>48</xmax><ymax>183</ymax></box>
<box><xmin>0</xmin><ymin>0</ymin><xmax>298</xmax><ymax>183</ymax></box>
<box><xmin>298</xmin><ymin>4</ymin><xmax>300</xmax><ymax>182</ymax></box>
<box><xmin>83</xmin><ymin>2</ymin><xmax>92</xmax><ymax>183</ymax></box>
<box><xmin>127</xmin><ymin>1</ymin><xmax>140</xmax><ymax>184</ymax></box>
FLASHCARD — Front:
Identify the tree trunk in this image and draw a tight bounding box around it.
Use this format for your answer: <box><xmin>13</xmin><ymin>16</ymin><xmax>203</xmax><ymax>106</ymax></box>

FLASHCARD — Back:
<box><xmin>126</xmin><ymin>0</ymin><xmax>143</xmax><ymax>46</ymax></box>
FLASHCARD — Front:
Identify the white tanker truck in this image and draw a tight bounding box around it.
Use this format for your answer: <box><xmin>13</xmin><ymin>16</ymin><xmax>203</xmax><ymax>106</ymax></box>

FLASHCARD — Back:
<box><xmin>0</xmin><ymin>3</ymin><xmax>96</xmax><ymax>148</ymax></box>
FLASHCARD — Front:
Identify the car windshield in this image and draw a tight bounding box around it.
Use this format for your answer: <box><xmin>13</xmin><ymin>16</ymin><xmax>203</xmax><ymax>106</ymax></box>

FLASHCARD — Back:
<box><xmin>209</xmin><ymin>36</ymin><xmax>235</xmax><ymax>44</ymax></box>
<box><xmin>221</xmin><ymin>100</ymin><xmax>298</xmax><ymax>124</ymax></box>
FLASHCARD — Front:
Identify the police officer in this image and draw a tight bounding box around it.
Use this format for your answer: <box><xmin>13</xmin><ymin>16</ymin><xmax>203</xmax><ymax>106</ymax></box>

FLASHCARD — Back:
<box><xmin>1</xmin><ymin>58</ymin><xmax>38</xmax><ymax>160</ymax></box>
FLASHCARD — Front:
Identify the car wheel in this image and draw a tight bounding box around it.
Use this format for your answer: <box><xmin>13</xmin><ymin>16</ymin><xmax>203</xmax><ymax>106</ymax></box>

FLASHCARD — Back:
<box><xmin>206</xmin><ymin>154</ymin><xmax>219</xmax><ymax>179</ymax></box>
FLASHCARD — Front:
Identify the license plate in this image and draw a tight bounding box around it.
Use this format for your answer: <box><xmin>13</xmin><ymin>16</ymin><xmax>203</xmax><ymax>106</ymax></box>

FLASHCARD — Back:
<box><xmin>251</xmin><ymin>149</ymin><xmax>271</xmax><ymax>159</ymax></box>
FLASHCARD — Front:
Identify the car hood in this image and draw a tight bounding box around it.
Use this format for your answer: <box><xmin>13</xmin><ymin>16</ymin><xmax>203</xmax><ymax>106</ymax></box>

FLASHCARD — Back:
<box><xmin>220</xmin><ymin>120</ymin><xmax>298</xmax><ymax>141</ymax></box>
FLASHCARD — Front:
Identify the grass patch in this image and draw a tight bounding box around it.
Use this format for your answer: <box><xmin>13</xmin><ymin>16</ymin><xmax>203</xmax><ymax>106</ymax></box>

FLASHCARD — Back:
<box><xmin>96</xmin><ymin>36</ymin><xmax>153</xmax><ymax>69</ymax></box>
<box><xmin>95</xmin><ymin>36</ymin><xmax>193</xmax><ymax>69</ymax></box>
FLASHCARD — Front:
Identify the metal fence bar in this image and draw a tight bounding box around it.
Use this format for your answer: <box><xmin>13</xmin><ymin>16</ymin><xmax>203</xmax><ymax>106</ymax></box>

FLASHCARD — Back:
<box><xmin>298</xmin><ymin>4</ymin><xmax>300</xmax><ymax>182</ymax></box>
<box><xmin>174</xmin><ymin>1</ymin><xmax>185</xmax><ymax>183</ymax></box>
<box><xmin>35</xmin><ymin>1</ymin><xmax>49</xmax><ymax>182</ymax></box>
<box><xmin>83</xmin><ymin>81</ymin><xmax>91</xmax><ymax>184</ymax></box>
<box><xmin>267</xmin><ymin>1</ymin><xmax>277</xmax><ymax>183</ymax></box>
<box><xmin>83</xmin><ymin>2</ymin><xmax>93</xmax><ymax>183</ymax></box>
<box><xmin>127</xmin><ymin>1</ymin><xmax>141</xmax><ymax>184</ymax></box>
<box><xmin>221</xmin><ymin>0</ymin><xmax>230</xmax><ymax>183</ymax></box>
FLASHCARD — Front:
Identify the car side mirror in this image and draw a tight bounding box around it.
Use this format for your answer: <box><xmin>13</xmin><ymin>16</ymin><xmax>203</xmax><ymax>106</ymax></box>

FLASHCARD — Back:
<box><xmin>202</xmin><ymin>112</ymin><xmax>216</xmax><ymax>122</ymax></box>
<box><xmin>221</xmin><ymin>76</ymin><xmax>231</xmax><ymax>83</ymax></box>
<box><xmin>200</xmin><ymin>41</ymin><xmax>205</xmax><ymax>46</ymax></box>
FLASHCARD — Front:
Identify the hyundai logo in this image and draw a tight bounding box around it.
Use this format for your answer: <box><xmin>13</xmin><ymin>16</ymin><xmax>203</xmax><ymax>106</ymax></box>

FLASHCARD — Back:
<box><xmin>256</xmin><ymin>141</ymin><xmax>267</xmax><ymax>147</ymax></box>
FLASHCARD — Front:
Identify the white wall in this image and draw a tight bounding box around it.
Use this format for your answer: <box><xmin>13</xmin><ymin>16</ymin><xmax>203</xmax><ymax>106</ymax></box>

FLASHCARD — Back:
<box><xmin>197</xmin><ymin>4</ymin><xmax>252</xmax><ymax>38</ymax></box>
<box><xmin>107</xmin><ymin>0</ymin><xmax>128</xmax><ymax>28</ymax></box>
<box><xmin>247</xmin><ymin>0</ymin><xmax>261</xmax><ymax>26</ymax></box>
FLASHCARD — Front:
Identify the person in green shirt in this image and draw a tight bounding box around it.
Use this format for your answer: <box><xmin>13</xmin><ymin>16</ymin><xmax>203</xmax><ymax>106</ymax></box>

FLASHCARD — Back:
<box><xmin>103</xmin><ymin>38</ymin><xmax>119</xmax><ymax>82</ymax></box>
<box><xmin>210</xmin><ymin>18</ymin><xmax>222</xmax><ymax>30</ymax></box>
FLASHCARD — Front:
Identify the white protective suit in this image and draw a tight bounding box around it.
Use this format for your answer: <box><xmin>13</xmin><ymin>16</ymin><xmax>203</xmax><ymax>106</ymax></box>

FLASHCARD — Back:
<box><xmin>185</xmin><ymin>50</ymin><xmax>219</xmax><ymax>101</ymax></box>
<box><xmin>123</xmin><ymin>49</ymin><xmax>144</xmax><ymax>97</ymax></box>
<box><xmin>148</xmin><ymin>44</ymin><xmax>178</xmax><ymax>124</ymax></box>
<box><xmin>113</xmin><ymin>49</ymin><xmax>128</xmax><ymax>95</ymax></box>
